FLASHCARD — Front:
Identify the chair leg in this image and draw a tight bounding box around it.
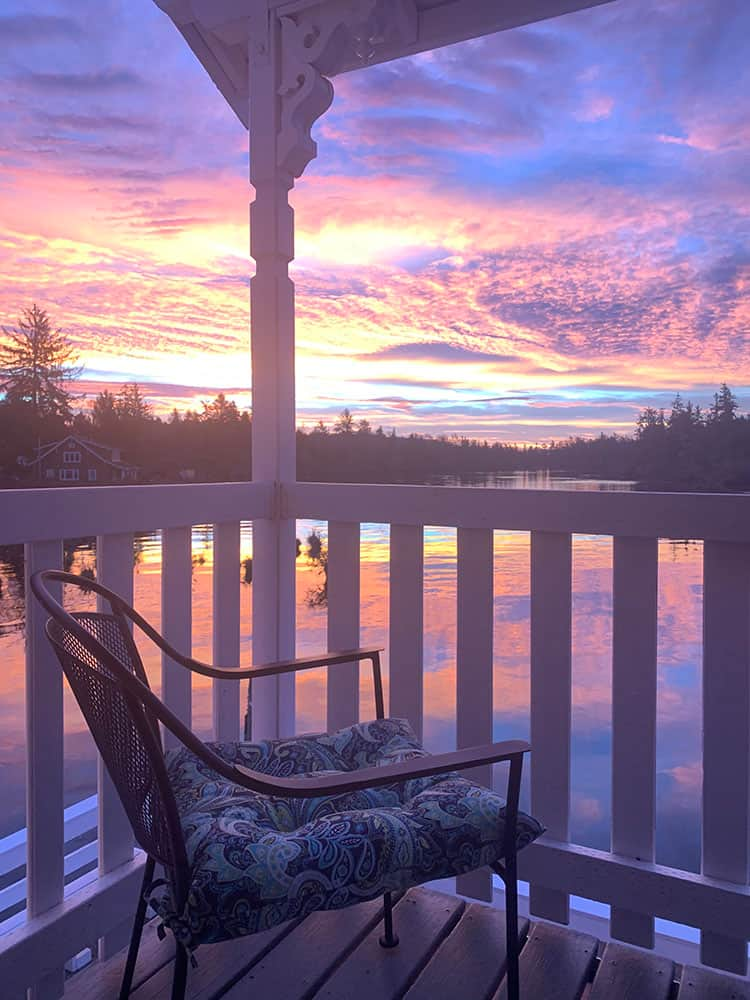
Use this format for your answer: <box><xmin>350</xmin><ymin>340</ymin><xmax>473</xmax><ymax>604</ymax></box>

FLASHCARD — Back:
<box><xmin>171</xmin><ymin>946</ymin><xmax>189</xmax><ymax>1000</ymax></box>
<box><xmin>119</xmin><ymin>855</ymin><xmax>156</xmax><ymax>999</ymax></box>
<box><xmin>504</xmin><ymin>854</ymin><xmax>520</xmax><ymax>1000</ymax></box>
<box><xmin>379</xmin><ymin>891</ymin><xmax>399</xmax><ymax>948</ymax></box>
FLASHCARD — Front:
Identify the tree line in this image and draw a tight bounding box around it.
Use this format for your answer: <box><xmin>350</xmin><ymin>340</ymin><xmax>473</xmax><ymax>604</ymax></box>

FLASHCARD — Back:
<box><xmin>1</xmin><ymin>304</ymin><xmax>749</xmax><ymax>490</ymax></box>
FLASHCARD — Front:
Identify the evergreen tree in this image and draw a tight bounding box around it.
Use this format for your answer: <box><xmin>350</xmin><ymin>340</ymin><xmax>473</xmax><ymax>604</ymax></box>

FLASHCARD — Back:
<box><xmin>709</xmin><ymin>383</ymin><xmax>738</xmax><ymax>424</ymax></box>
<box><xmin>201</xmin><ymin>392</ymin><xmax>240</xmax><ymax>423</ymax></box>
<box><xmin>116</xmin><ymin>382</ymin><xmax>151</xmax><ymax>420</ymax></box>
<box><xmin>91</xmin><ymin>389</ymin><xmax>119</xmax><ymax>438</ymax></box>
<box><xmin>334</xmin><ymin>408</ymin><xmax>354</xmax><ymax>434</ymax></box>
<box><xmin>635</xmin><ymin>407</ymin><xmax>665</xmax><ymax>439</ymax></box>
<box><xmin>0</xmin><ymin>304</ymin><xmax>81</xmax><ymax>425</ymax></box>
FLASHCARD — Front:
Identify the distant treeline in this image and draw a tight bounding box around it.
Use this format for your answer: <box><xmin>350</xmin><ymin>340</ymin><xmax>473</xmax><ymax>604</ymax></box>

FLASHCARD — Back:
<box><xmin>3</xmin><ymin>306</ymin><xmax>748</xmax><ymax>490</ymax></box>
<box><xmin>300</xmin><ymin>385</ymin><xmax>750</xmax><ymax>490</ymax></box>
<box><xmin>2</xmin><ymin>382</ymin><xmax>749</xmax><ymax>491</ymax></box>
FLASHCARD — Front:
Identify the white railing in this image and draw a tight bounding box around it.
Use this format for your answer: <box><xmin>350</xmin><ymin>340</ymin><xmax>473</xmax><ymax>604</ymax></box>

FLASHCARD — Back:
<box><xmin>0</xmin><ymin>480</ymin><xmax>749</xmax><ymax>996</ymax></box>
<box><xmin>289</xmin><ymin>483</ymin><xmax>750</xmax><ymax>974</ymax></box>
<box><xmin>0</xmin><ymin>482</ymin><xmax>271</xmax><ymax>998</ymax></box>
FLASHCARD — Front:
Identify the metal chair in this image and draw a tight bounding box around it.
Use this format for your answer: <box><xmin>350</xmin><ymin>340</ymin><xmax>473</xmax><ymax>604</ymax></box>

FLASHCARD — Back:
<box><xmin>31</xmin><ymin>569</ymin><xmax>542</xmax><ymax>1000</ymax></box>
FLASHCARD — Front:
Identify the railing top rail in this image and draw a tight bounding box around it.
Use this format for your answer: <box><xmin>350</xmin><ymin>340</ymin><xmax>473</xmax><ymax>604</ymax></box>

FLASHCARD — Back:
<box><xmin>287</xmin><ymin>481</ymin><xmax>750</xmax><ymax>542</ymax></box>
<box><xmin>2</xmin><ymin>478</ymin><xmax>749</xmax><ymax>545</ymax></box>
<box><xmin>0</xmin><ymin>481</ymin><xmax>273</xmax><ymax>546</ymax></box>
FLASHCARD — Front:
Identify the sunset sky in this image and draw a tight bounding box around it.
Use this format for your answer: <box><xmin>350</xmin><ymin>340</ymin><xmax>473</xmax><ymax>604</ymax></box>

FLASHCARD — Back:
<box><xmin>1</xmin><ymin>0</ymin><xmax>748</xmax><ymax>442</ymax></box>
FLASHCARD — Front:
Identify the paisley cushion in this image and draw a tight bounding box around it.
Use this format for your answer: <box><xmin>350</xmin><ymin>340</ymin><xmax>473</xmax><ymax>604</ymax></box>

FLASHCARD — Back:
<box><xmin>156</xmin><ymin>718</ymin><xmax>543</xmax><ymax>947</ymax></box>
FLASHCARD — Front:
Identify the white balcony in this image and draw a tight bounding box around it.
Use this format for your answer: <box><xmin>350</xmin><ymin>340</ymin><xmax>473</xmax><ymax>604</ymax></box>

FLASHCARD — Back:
<box><xmin>1</xmin><ymin>480</ymin><xmax>750</xmax><ymax>997</ymax></box>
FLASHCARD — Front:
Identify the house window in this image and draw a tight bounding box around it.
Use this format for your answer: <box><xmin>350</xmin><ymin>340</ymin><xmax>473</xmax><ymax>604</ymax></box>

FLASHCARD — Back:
<box><xmin>88</xmin><ymin>469</ymin><xmax>97</xmax><ymax>482</ymax></box>
<box><xmin>45</xmin><ymin>468</ymin><xmax>55</xmax><ymax>480</ymax></box>
<box><xmin>59</xmin><ymin>468</ymin><xmax>79</xmax><ymax>481</ymax></box>
<box><xmin>63</xmin><ymin>451</ymin><xmax>81</xmax><ymax>464</ymax></box>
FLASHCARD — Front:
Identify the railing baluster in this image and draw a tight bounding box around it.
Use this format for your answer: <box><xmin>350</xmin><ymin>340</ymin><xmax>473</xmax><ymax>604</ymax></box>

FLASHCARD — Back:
<box><xmin>161</xmin><ymin>526</ymin><xmax>192</xmax><ymax>750</ymax></box>
<box><xmin>388</xmin><ymin>524</ymin><xmax>424</xmax><ymax>739</ymax></box>
<box><xmin>327</xmin><ymin>522</ymin><xmax>360</xmax><ymax>732</ymax></box>
<box><xmin>701</xmin><ymin>540</ymin><xmax>750</xmax><ymax>974</ymax></box>
<box><xmin>456</xmin><ymin>527</ymin><xmax>494</xmax><ymax>901</ymax></box>
<box><xmin>24</xmin><ymin>539</ymin><xmax>65</xmax><ymax>999</ymax></box>
<box><xmin>530</xmin><ymin>530</ymin><xmax>572</xmax><ymax>923</ymax></box>
<box><xmin>96</xmin><ymin>532</ymin><xmax>135</xmax><ymax>957</ymax></box>
<box><xmin>212</xmin><ymin>522</ymin><xmax>241</xmax><ymax>742</ymax></box>
<box><xmin>611</xmin><ymin>536</ymin><xmax>658</xmax><ymax>947</ymax></box>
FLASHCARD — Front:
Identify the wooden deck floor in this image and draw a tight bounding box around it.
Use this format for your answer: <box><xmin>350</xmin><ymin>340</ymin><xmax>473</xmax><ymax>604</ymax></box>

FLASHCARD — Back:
<box><xmin>65</xmin><ymin>887</ymin><xmax>750</xmax><ymax>1000</ymax></box>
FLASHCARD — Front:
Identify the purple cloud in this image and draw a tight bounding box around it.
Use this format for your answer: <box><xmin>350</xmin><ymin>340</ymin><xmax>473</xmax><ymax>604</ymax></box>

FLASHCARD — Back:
<box><xmin>1</xmin><ymin>13</ymin><xmax>81</xmax><ymax>42</ymax></box>
<box><xmin>17</xmin><ymin>68</ymin><xmax>145</xmax><ymax>93</ymax></box>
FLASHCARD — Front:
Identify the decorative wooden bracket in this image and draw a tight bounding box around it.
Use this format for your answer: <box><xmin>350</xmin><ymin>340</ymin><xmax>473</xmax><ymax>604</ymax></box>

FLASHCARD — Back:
<box><xmin>276</xmin><ymin>0</ymin><xmax>417</xmax><ymax>178</ymax></box>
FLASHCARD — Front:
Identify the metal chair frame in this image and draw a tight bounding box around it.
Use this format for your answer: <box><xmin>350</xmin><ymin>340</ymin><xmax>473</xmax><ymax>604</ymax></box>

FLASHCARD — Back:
<box><xmin>30</xmin><ymin>569</ymin><xmax>528</xmax><ymax>1000</ymax></box>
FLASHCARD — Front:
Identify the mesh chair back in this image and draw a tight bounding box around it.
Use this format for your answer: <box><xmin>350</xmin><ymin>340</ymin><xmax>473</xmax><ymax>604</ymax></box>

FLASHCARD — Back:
<box><xmin>32</xmin><ymin>572</ymin><xmax>189</xmax><ymax>900</ymax></box>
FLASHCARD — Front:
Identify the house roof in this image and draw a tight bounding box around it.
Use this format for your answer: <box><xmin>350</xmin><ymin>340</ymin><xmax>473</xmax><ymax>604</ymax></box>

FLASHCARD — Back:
<box><xmin>154</xmin><ymin>0</ymin><xmax>614</xmax><ymax>128</ymax></box>
<box><xmin>29</xmin><ymin>435</ymin><xmax>137</xmax><ymax>472</ymax></box>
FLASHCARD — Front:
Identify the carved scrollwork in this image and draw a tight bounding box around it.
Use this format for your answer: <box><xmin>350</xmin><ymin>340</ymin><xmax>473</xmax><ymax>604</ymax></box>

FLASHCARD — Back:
<box><xmin>277</xmin><ymin>15</ymin><xmax>344</xmax><ymax>178</ymax></box>
<box><xmin>276</xmin><ymin>0</ymin><xmax>417</xmax><ymax>178</ymax></box>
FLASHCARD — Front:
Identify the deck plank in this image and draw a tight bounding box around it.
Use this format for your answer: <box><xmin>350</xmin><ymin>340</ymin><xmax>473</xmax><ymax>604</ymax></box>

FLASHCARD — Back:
<box><xmin>676</xmin><ymin>965</ymin><xmax>750</xmax><ymax>999</ymax></box>
<box><xmin>63</xmin><ymin>889</ymin><xmax>750</xmax><ymax>1000</ymax></box>
<box><xmin>65</xmin><ymin>919</ymin><xmax>174</xmax><ymax>1000</ymax></box>
<box><xmin>314</xmin><ymin>888</ymin><xmax>465</xmax><ymax>1000</ymax></box>
<box><xmin>588</xmin><ymin>942</ymin><xmax>674</xmax><ymax>1000</ymax></box>
<box><xmin>221</xmin><ymin>897</ymin><xmax>387</xmax><ymax>1000</ymax></box>
<box><xmin>404</xmin><ymin>903</ymin><xmax>529</xmax><ymax>1000</ymax></box>
<box><xmin>131</xmin><ymin>919</ymin><xmax>299</xmax><ymax>1000</ymax></box>
<box><xmin>493</xmin><ymin>921</ymin><xmax>597</xmax><ymax>1000</ymax></box>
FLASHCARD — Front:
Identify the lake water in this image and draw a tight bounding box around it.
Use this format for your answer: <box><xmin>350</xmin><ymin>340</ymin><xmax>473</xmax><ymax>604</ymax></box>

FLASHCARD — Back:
<box><xmin>0</xmin><ymin>472</ymin><xmax>702</xmax><ymax>879</ymax></box>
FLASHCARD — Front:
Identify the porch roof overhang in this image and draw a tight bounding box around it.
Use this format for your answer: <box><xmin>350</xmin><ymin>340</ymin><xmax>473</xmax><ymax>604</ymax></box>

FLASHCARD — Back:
<box><xmin>155</xmin><ymin>0</ymin><xmax>614</xmax><ymax>127</ymax></box>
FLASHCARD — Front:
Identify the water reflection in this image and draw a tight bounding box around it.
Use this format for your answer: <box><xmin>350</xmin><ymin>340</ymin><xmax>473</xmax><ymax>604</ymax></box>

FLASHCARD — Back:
<box><xmin>0</xmin><ymin>475</ymin><xmax>703</xmax><ymax>877</ymax></box>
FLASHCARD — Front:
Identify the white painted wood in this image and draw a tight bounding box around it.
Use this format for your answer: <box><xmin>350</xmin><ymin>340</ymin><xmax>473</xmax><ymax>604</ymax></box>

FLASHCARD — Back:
<box><xmin>519</xmin><ymin>837</ymin><xmax>750</xmax><ymax>939</ymax></box>
<box><xmin>95</xmin><ymin>532</ymin><xmax>136</xmax><ymax>958</ymax></box>
<box><xmin>4</xmin><ymin>482</ymin><xmax>750</xmax><ymax>550</ymax></box>
<box><xmin>456</xmin><ymin>527</ymin><xmax>494</xmax><ymax>902</ymax></box>
<box><xmin>701</xmin><ymin>541</ymin><xmax>750</xmax><ymax>974</ymax></box>
<box><xmin>388</xmin><ymin>524</ymin><xmax>424</xmax><ymax>739</ymax></box>
<box><xmin>327</xmin><ymin>521</ymin><xmax>361</xmax><ymax>732</ymax></box>
<box><xmin>0</xmin><ymin>840</ymin><xmax>98</xmax><ymax>914</ymax></box>
<box><xmin>161</xmin><ymin>526</ymin><xmax>192</xmax><ymax>750</ymax></box>
<box><xmin>250</xmin><ymin>517</ymin><xmax>297</xmax><ymax>740</ymax></box>
<box><xmin>250</xmin><ymin>520</ymin><xmax>279</xmax><ymax>740</ymax></box>
<box><xmin>289</xmin><ymin>482</ymin><xmax>750</xmax><ymax>543</ymax></box>
<box><xmin>0</xmin><ymin>796</ymin><xmax>97</xmax><ymax>877</ymax></box>
<box><xmin>611</xmin><ymin>536</ymin><xmax>658</xmax><ymax>948</ymax></box>
<box><xmin>212</xmin><ymin>522</ymin><xmax>242</xmax><ymax>741</ymax></box>
<box><xmin>0</xmin><ymin>853</ymin><xmax>147</xmax><ymax>998</ymax></box>
<box><xmin>248</xmin><ymin>14</ymin><xmax>297</xmax><ymax>740</ymax></box>
<box><xmin>0</xmin><ymin>481</ymin><xmax>271</xmax><ymax>546</ymax></box>
<box><xmin>529</xmin><ymin>530</ymin><xmax>572</xmax><ymax>923</ymax></box>
<box><xmin>24</xmin><ymin>540</ymin><xmax>65</xmax><ymax>1000</ymax></box>
<box><xmin>24</xmin><ymin>540</ymin><xmax>65</xmax><ymax>915</ymax></box>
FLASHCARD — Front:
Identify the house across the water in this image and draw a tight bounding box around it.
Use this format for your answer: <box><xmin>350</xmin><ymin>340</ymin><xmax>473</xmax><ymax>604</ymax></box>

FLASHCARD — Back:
<box><xmin>22</xmin><ymin>434</ymin><xmax>138</xmax><ymax>484</ymax></box>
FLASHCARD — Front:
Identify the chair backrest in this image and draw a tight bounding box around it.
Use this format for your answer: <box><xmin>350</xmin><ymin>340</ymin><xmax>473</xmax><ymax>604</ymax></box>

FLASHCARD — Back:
<box><xmin>30</xmin><ymin>570</ymin><xmax>189</xmax><ymax>902</ymax></box>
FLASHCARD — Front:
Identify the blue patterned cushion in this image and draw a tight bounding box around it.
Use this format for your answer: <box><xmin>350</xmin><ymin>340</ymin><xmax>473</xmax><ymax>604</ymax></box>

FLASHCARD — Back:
<box><xmin>156</xmin><ymin>718</ymin><xmax>543</xmax><ymax>947</ymax></box>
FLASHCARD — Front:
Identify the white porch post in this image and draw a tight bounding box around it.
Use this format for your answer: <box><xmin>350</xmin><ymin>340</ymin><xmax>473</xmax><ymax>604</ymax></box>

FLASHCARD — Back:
<box><xmin>248</xmin><ymin>9</ymin><xmax>334</xmax><ymax>739</ymax></box>
<box><xmin>249</xmin><ymin>14</ymin><xmax>295</xmax><ymax>740</ymax></box>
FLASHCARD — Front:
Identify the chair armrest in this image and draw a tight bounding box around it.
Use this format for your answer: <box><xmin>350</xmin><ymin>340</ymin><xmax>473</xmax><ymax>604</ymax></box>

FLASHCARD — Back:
<box><xmin>243</xmin><ymin>647</ymin><xmax>384</xmax><ymax>679</ymax></box>
<box><xmin>169</xmin><ymin>647</ymin><xmax>386</xmax><ymax>718</ymax></box>
<box><xmin>233</xmin><ymin>740</ymin><xmax>530</xmax><ymax>798</ymax></box>
<box><xmin>124</xmin><ymin>597</ymin><xmax>383</xmax><ymax>681</ymax></box>
<box><xmin>162</xmin><ymin>647</ymin><xmax>383</xmax><ymax>680</ymax></box>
